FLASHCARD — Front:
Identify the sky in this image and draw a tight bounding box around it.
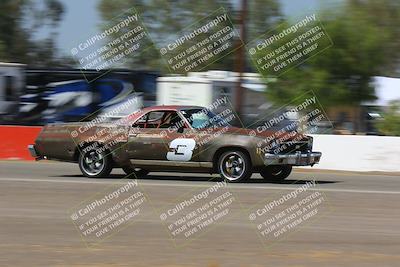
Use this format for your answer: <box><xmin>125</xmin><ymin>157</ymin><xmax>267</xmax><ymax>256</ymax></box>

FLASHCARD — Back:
<box><xmin>36</xmin><ymin>0</ymin><xmax>343</xmax><ymax>57</ymax></box>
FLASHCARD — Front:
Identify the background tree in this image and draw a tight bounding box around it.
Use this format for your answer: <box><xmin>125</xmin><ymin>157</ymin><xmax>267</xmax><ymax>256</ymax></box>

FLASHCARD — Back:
<box><xmin>247</xmin><ymin>0</ymin><xmax>282</xmax><ymax>40</ymax></box>
<box><xmin>264</xmin><ymin>1</ymin><xmax>400</xmax><ymax>132</ymax></box>
<box><xmin>0</xmin><ymin>0</ymin><xmax>70</xmax><ymax>67</ymax></box>
<box><xmin>347</xmin><ymin>0</ymin><xmax>400</xmax><ymax>76</ymax></box>
<box><xmin>376</xmin><ymin>100</ymin><xmax>400</xmax><ymax>136</ymax></box>
<box><xmin>97</xmin><ymin>0</ymin><xmax>282</xmax><ymax>72</ymax></box>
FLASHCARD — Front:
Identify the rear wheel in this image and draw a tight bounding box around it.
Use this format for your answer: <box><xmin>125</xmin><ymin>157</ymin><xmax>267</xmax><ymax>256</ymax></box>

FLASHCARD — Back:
<box><xmin>218</xmin><ymin>150</ymin><xmax>252</xmax><ymax>183</ymax></box>
<box><xmin>260</xmin><ymin>165</ymin><xmax>292</xmax><ymax>182</ymax></box>
<box><xmin>122</xmin><ymin>166</ymin><xmax>150</xmax><ymax>178</ymax></box>
<box><xmin>78</xmin><ymin>147</ymin><xmax>113</xmax><ymax>178</ymax></box>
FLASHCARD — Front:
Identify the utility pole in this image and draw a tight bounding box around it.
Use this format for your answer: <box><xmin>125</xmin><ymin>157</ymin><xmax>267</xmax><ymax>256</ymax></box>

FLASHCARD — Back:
<box><xmin>234</xmin><ymin>0</ymin><xmax>247</xmax><ymax>121</ymax></box>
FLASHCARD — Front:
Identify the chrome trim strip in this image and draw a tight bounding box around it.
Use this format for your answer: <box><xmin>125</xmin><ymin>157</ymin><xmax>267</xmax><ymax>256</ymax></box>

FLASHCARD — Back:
<box><xmin>130</xmin><ymin>159</ymin><xmax>212</xmax><ymax>168</ymax></box>
<box><xmin>264</xmin><ymin>151</ymin><xmax>322</xmax><ymax>166</ymax></box>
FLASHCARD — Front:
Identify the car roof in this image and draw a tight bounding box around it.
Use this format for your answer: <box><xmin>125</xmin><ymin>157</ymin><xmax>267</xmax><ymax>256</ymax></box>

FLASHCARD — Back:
<box><xmin>141</xmin><ymin>105</ymin><xmax>205</xmax><ymax>112</ymax></box>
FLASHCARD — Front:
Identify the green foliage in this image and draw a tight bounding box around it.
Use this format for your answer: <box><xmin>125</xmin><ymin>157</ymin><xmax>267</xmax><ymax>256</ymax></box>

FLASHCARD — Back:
<box><xmin>376</xmin><ymin>101</ymin><xmax>400</xmax><ymax>136</ymax></box>
<box><xmin>0</xmin><ymin>0</ymin><xmax>68</xmax><ymax>66</ymax></box>
<box><xmin>265</xmin><ymin>1</ymin><xmax>400</xmax><ymax>108</ymax></box>
<box><xmin>346</xmin><ymin>0</ymin><xmax>400</xmax><ymax>76</ymax></box>
<box><xmin>248</xmin><ymin>0</ymin><xmax>282</xmax><ymax>39</ymax></box>
<box><xmin>97</xmin><ymin>0</ymin><xmax>282</xmax><ymax>72</ymax></box>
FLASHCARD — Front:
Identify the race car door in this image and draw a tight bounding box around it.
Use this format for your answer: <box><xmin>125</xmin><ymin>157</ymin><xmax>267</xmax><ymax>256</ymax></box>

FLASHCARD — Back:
<box><xmin>126</xmin><ymin>110</ymin><xmax>200</xmax><ymax>163</ymax></box>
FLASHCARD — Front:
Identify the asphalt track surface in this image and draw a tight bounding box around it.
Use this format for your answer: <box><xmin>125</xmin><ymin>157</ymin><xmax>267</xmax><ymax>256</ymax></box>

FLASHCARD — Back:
<box><xmin>0</xmin><ymin>161</ymin><xmax>399</xmax><ymax>267</ymax></box>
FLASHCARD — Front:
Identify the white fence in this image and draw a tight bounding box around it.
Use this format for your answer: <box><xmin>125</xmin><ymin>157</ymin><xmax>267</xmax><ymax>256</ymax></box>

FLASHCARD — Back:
<box><xmin>306</xmin><ymin>134</ymin><xmax>400</xmax><ymax>172</ymax></box>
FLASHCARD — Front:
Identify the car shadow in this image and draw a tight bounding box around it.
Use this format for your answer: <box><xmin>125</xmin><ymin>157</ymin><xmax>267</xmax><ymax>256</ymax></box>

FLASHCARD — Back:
<box><xmin>56</xmin><ymin>173</ymin><xmax>340</xmax><ymax>184</ymax></box>
<box><xmin>56</xmin><ymin>173</ymin><xmax>220</xmax><ymax>182</ymax></box>
<box><xmin>138</xmin><ymin>174</ymin><xmax>222</xmax><ymax>182</ymax></box>
<box><xmin>246</xmin><ymin>178</ymin><xmax>340</xmax><ymax>185</ymax></box>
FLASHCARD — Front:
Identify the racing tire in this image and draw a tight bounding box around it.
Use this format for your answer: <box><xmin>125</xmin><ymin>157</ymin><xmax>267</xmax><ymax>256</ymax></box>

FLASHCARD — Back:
<box><xmin>260</xmin><ymin>165</ymin><xmax>292</xmax><ymax>182</ymax></box>
<box><xmin>122</xmin><ymin>166</ymin><xmax>150</xmax><ymax>178</ymax></box>
<box><xmin>218</xmin><ymin>150</ymin><xmax>252</xmax><ymax>183</ymax></box>
<box><xmin>78</xmin><ymin>146</ymin><xmax>113</xmax><ymax>178</ymax></box>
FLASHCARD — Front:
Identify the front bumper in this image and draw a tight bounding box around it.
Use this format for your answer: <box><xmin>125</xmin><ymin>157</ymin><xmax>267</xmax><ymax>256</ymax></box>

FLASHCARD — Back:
<box><xmin>264</xmin><ymin>151</ymin><xmax>322</xmax><ymax>166</ymax></box>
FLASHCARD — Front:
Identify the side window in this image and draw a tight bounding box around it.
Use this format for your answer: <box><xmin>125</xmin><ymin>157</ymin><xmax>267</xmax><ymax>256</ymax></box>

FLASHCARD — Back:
<box><xmin>159</xmin><ymin>112</ymin><xmax>185</xmax><ymax>129</ymax></box>
<box><xmin>146</xmin><ymin>111</ymin><xmax>164</xmax><ymax>128</ymax></box>
<box><xmin>147</xmin><ymin>111</ymin><xmax>164</xmax><ymax>126</ymax></box>
<box><xmin>132</xmin><ymin>113</ymin><xmax>148</xmax><ymax>128</ymax></box>
<box><xmin>132</xmin><ymin>111</ymin><xmax>185</xmax><ymax>129</ymax></box>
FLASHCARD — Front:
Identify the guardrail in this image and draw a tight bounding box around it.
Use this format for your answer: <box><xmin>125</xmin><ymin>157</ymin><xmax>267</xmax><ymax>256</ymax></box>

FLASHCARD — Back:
<box><xmin>307</xmin><ymin>134</ymin><xmax>400</xmax><ymax>172</ymax></box>
<box><xmin>0</xmin><ymin>126</ymin><xmax>43</xmax><ymax>160</ymax></box>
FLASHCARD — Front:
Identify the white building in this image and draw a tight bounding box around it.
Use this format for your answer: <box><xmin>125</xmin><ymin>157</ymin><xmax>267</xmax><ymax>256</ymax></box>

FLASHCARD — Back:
<box><xmin>157</xmin><ymin>70</ymin><xmax>273</xmax><ymax>121</ymax></box>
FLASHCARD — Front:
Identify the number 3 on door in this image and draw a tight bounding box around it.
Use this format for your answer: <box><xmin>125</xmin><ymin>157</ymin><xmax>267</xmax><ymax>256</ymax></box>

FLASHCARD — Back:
<box><xmin>167</xmin><ymin>138</ymin><xmax>196</xmax><ymax>161</ymax></box>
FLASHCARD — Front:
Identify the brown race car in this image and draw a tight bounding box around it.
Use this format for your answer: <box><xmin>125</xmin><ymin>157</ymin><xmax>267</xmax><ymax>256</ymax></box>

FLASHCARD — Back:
<box><xmin>28</xmin><ymin>105</ymin><xmax>321</xmax><ymax>182</ymax></box>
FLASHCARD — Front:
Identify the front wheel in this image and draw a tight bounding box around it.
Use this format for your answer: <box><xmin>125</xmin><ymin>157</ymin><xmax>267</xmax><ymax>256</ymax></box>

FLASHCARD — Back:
<box><xmin>260</xmin><ymin>165</ymin><xmax>292</xmax><ymax>182</ymax></box>
<box><xmin>218</xmin><ymin>150</ymin><xmax>252</xmax><ymax>183</ymax></box>
<box><xmin>79</xmin><ymin>147</ymin><xmax>113</xmax><ymax>178</ymax></box>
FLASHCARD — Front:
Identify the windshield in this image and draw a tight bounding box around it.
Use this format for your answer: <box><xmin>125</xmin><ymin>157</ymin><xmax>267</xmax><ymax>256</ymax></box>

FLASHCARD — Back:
<box><xmin>180</xmin><ymin>108</ymin><xmax>231</xmax><ymax>129</ymax></box>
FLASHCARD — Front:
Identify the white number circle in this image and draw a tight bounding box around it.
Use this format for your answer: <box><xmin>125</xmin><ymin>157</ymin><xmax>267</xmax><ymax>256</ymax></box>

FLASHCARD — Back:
<box><xmin>167</xmin><ymin>138</ymin><xmax>196</xmax><ymax>161</ymax></box>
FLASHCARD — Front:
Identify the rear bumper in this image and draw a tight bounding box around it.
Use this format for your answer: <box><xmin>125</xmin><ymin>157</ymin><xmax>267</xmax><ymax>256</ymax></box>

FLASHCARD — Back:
<box><xmin>28</xmin><ymin>144</ymin><xmax>42</xmax><ymax>160</ymax></box>
<box><xmin>264</xmin><ymin>151</ymin><xmax>322</xmax><ymax>166</ymax></box>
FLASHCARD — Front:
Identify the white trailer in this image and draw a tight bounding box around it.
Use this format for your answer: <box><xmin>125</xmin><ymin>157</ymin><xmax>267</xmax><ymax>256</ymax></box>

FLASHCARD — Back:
<box><xmin>156</xmin><ymin>71</ymin><xmax>269</xmax><ymax>117</ymax></box>
<box><xmin>0</xmin><ymin>63</ymin><xmax>25</xmax><ymax>115</ymax></box>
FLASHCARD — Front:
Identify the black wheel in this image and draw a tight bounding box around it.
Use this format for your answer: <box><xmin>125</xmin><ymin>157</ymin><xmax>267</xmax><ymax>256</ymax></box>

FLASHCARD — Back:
<box><xmin>78</xmin><ymin>146</ymin><xmax>113</xmax><ymax>178</ymax></box>
<box><xmin>122</xmin><ymin>166</ymin><xmax>150</xmax><ymax>178</ymax></box>
<box><xmin>218</xmin><ymin>150</ymin><xmax>252</xmax><ymax>183</ymax></box>
<box><xmin>260</xmin><ymin>165</ymin><xmax>292</xmax><ymax>182</ymax></box>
